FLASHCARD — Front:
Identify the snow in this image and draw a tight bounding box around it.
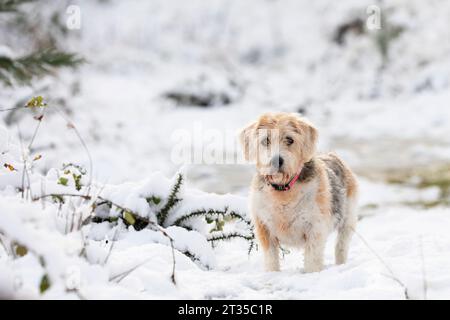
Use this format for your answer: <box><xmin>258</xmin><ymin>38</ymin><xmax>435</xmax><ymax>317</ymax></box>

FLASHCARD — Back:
<box><xmin>0</xmin><ymin>133</ymin><xmax>448</xmax><ymax>299</ymax></box>
<box><xmin>1</xmin><ymin>0</ymin><xmax>450</xmax><ymax>299</ymax></box>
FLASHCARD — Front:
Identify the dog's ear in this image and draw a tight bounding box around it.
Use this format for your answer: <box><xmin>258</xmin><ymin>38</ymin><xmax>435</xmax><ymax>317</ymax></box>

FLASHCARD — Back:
<box><xmin>290</xmin><ymin>115</ymin><xmax>318</xmax><ymax>161</ymax></box>
<box><xmin>239</xmin><ymin>121</ymin><xmax>257</xmax><ymax>161</ymax></box>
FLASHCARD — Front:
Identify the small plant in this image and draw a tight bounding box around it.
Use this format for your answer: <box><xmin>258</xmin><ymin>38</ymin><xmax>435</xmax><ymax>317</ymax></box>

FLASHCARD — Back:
<box><xmin>155</xmin><ymin>173</ymin><xmax>183</xmax><ymax>226</ymax></box>
<box><xmin>89</xmin><ymin>173</ymin><xmax>255</xmax><ymax>266</ymax></box>
<box><xmin>62</xmin><ymin>163</ymin><xmax>86</xmax><ymax>191</ymax></box>
<box><xmin>26</xmin><ymin>95</ymin><xmax>47</xmax><ymax>108</ymax></box>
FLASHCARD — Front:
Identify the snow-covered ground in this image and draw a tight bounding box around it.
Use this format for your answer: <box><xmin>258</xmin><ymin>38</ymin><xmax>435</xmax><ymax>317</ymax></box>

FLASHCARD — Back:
<box><xmin>1</xmin><ymin>0</ymin><xmax>450</xmax><ymax>299</ymax></box>
<box><xmin>0</xmin><ymin>166</ymin><xmax>447</xmax><ymax>299</ymax></box>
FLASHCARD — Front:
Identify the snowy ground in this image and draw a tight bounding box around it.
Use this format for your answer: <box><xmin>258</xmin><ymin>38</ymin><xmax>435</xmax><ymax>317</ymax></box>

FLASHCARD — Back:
<box><xmin>1</xmin><ymin>0</ymin><xmax>450</xmax><ymax>299</ymax></box>
<box><xmin>1</xmin><ymin>168</ymin><xmax>447</xmax><ymax>299</ymax></box>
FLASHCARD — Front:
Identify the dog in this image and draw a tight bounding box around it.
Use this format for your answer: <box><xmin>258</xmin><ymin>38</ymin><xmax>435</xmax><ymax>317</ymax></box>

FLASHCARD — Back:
<box><xmin>239</xmin><ymin>112</ymin><xmax>358</xmax><ymax>273</ymax></box>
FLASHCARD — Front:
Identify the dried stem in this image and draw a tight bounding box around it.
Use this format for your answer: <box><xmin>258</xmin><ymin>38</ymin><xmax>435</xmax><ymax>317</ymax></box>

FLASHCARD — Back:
<box><xmin>0</xmin><ymin>106</ymin><xmax>26</xmax><ymax>112</ymax></box>
<box><xmin>419</xmin><ymin>236</ymin><xmax>428</xmax><ymax>300</ymax></box>
<box><xmin>103</xmin><ymin>227</ymin><xmax>119</xmax><ymax>266</ymax></box>
<box><xmin>53</xmin><ymin>107</ymin><xmax>93</xmax><ymax>192</ymax></box>
<box><xmin>351</xmin><ymin>226</ymin><xmax>410</xmax><ymax>300</ymax></box>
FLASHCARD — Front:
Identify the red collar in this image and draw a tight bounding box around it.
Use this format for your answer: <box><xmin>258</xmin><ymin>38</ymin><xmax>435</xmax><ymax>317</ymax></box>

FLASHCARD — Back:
<box><xmin>269</xmin><ymin>170</ymin><xmax>301</xmax><ymax>191</ymax></box>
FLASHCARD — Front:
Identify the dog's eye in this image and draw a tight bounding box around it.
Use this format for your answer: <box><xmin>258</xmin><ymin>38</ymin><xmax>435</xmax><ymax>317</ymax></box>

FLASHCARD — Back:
<box><xmin>286</xmin><ymin>137</ymin><xmax>294</xmax><ymax>145</ymax></box>
<box><xmin>262</xmin><ymin>136</ymin><xmax>270</xmax><ymax>146</ymax></box>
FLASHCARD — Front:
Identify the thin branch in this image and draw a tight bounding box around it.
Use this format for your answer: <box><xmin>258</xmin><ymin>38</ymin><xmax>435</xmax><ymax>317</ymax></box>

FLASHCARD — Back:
<box><xmin>351</xmin><ymin>226</ymin><xmax>410</xmax><ymax>300</ymax></box>
<box><xmin>109</xmin><ymin>257</ymin><xmax>153</xmax><ymax>283</ymax></box>
<box><xmin>78</xmin><ymin>229</ymin><xmax>87</xmax><ymax>258</ymax></box>
<box><xmin>103</xmin><ymin>227</ymin><xmax>118</xmax><ymax>266</ymax></box>
<box><xmin>28</xmin><ymin>111</ymin><xmax>45</xmax><ymax>150</ymax></box>
<box><xmin>173</xmin><ymin>207</ymin><xmax>251</xmax><ymax>228</ymax></box>
<box><xmin>17</xmin><ymin>125</ymin><xmax>29</xmax><ymax>199</ymax></box>
<box><xmin>419</xmin><ymin>236</ymin><xmax>428</xmax><ymax>300</ymax></box>
<box><xmin>53</xmin><ymin>107</ymin><xmax>93</xmax><ymax>192</ymax></box>
<box><xmin>0</xmin><ymin>233</ymin><xmax>9</xmax><ymax>256</ymax></box>
<box><xmin>207</xmin><ymin>232</ymin><xmax>254</xmax><ymax>243</ymax></box>
<box><xmin>0</xmin><ymin>106</ymin><xmax>25</xmax><ymax>112</ymax></box>
<box><xmin>66</xmin><ymin>288</ymin><xmax>86</xmax><ymax>300</ymax></box>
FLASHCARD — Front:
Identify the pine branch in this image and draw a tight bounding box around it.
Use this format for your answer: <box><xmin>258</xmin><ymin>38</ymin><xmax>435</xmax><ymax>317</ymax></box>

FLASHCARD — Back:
<box><xmin>0</xmin><ymin>49</ymin><xmax>84</xmax><ymax>86</ymax></box>
<box><xmin>156</xmin><ymin>173</ymin><xmax>183</xmax><ymax>226</ymax></box>
<box><xmin>173</xmin><ymin>206</ymin><xmax>255</xmax><ymax>254</ymax></box>
<box><xmin>207</xmin><ymin>232</ymin><xmax>254</xmax><ymax>243</ymax></box>
<box><xmin>0</xmin><ymin>0</ymin><xmax>34</xmax><ymax>12</ymax></box>
<box><xmin>173</xmin><ymin>207</ymin><xmax>251</xmax><ymax>229</ymax></box>
<box><xmin>208</xmin><ymin>230</ymin><xmax>256</xmax><ymax>255</ymax></box>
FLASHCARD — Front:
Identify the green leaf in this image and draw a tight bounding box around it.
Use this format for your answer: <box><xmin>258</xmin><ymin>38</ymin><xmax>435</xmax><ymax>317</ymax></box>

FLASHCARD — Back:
<box><xmin>39</xmin><ymin>274</ymin><xmax>51</xmax><ymax>294</ymax></box>
<box><xmin>147</xmin><ymin>196</ymin><xmax>161</xmax><ymax>205</ymax></box>
<box><xmin>26</xmin><ymin>96</ymin><xmax>47</xmax><ymax>108</ymax></box>
<box><xmin>123</xmin><ymin>211</ymin><xmax>136</xmax><ymax>225</ymax></box>
<box><xmin>58</xmin><ymin>177</ymin><xmax>68</xmax><ymax>186</ymax></box>
<box><xmin>109</xmin><ymin>216</ymin><xmax>119</xmax><ymax>222</ymax></box>
<box><xmin>73</xmin><ymin>173</ymin><xmax>83</xmax><ymax>191</ymax></box>
<box><xmin>52</xmin><ymin>195</ymin><xmax>65</xmax><ymax>204</ymax></box>
<box><xmin>216</xmin><ymin>220</ymin><xmax>225</xmax><ymax>231</ymax></box>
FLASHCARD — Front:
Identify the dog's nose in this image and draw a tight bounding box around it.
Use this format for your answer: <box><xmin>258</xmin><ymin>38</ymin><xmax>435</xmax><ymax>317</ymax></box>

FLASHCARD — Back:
<box><xmin>271</xmin><ymin>155</ymin><xmax>284</xmax><ymax>168</ymax></box>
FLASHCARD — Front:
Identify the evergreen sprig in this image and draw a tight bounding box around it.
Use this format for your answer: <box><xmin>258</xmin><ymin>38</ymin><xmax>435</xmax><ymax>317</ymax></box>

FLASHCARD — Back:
<box><xmin>89</xmin><ymin>172</ymin><xmax>255</xmax><ymax>264</ymax></box>
<box><xmin>207</xmin><ymin>232</ymin><xmax>254</xmax><ymax>242</ymax></box>
<box><xmin>0</xmin><ymin>0</ymin><xmax>34</xmax><ymax>12</ymax></box>
<box><xmin>156</xmin><ymin>173</ymin><xmax>183</xmax><ymax>226</ymax></box>
<box><xmin>173</xmin><ymin>207</ymin><xmax>251</xmax><ymax>230</ymax></box>
<box><xmin>172</xmin><ymin>204</ymin><xmax>255</xmax><ymax>254</ymax></box>
<box><xmin>0</xmin><ymin>49</ymin><xmax>84</xmax><ymax>86</ymax></box>
<box><xmin>208</xmin><ymin>232</ymin><xmax>255</xmax><ymax>254</ymax></box>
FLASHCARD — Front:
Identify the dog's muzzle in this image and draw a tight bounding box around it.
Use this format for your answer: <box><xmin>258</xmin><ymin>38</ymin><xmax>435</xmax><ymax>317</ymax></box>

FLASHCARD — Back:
<box><xmin>270</xmin><ymin>155</ymin><xmax>284</xmax><ymax>171</ymax></box>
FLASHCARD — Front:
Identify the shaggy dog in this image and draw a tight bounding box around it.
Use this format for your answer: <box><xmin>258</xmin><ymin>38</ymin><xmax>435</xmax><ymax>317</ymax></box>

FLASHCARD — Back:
<box><xmin>240</xmin><ymin>112</ymin><xmax>358</xmax><ymax>273</ymax></box>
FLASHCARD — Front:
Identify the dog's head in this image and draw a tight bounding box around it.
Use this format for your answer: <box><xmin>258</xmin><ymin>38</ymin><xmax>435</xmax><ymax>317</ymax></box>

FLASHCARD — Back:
<box><xmin>239</xmin><ymin>112</ymin><xmax>318</xmax><ymax>185</ymax></box>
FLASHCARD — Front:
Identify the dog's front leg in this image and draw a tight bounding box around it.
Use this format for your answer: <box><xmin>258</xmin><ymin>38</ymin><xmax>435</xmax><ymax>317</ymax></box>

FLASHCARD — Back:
<box><xmin>264</xmin><ymin>239</ymin><xmax>280</xmax><ymax>272</ymax></box>
<box><xmin>304</xmin><ymin>234</ymin><xmax>326</xmax><ymax>273</ymax></box>
<box><xmin>254</xmin><ymin>218</ymin><xmax>280</xmax><ymax>271</ymax></box>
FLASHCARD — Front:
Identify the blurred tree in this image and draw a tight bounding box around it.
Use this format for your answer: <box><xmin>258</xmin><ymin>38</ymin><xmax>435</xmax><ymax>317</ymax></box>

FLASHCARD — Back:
<box><xmin>0</xmin><ymin>0</ymin><xmax>84</xmax><ymax>87</ymax></box>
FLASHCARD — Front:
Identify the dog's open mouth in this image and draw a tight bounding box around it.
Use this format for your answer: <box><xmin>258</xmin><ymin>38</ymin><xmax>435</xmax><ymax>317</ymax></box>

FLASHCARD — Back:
<box><xmin>265</xmin><ymin>172</ymin><xmax>291</xmax><ymax>185</ymax></box>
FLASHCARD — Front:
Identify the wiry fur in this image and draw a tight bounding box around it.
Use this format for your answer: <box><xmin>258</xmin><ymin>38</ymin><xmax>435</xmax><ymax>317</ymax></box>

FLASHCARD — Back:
<box><xmin>240</xmin><ymin>112</ymin><xmax>358</xmax><ymax>272</ymax></box>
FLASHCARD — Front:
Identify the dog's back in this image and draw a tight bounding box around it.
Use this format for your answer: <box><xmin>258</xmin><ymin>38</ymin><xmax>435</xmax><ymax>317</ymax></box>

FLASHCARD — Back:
<box><xmin>318</xmin><ymin>152</ymin><xmax>358</xmax><ymax>229</ymax></box>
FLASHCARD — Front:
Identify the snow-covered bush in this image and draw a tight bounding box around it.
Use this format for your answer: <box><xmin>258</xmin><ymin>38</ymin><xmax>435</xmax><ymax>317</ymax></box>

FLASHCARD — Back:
<box><xmin>87</xmin><ymin>171</ymin><xmax>254</xmax><ymax>269</ymax></box>
<box><xmin>0</xmin><ymin>102</ymin><xmax>254</xmax><ymax>298</ymax></box>
<box><xmin>163</xmin><ymin>72</ymin><xmax>243</xmax><ymax>107</ymax></box>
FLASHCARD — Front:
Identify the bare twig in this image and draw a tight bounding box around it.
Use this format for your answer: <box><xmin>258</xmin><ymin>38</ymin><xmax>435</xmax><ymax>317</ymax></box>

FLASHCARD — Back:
<box><xmin>0</xmin><ymin>106</ymin><xmax>26</xmax><ymax>112</ymax></box>
<box><xmin>17</xmin><ymin>126</ymin><xmax>32</xmax><ymax>200</ymax></box>
<box><xmin>351</xmin><ymin>226</ymin><xmax>410</xmax><ymax>299</ymax></box>
<box><xmin>109</xmin><ymin>240</ymin><xmax>176</xmax><ymax>285</ymax></box>
<box><xmin>103</xmin><ymin>227</ymin><xmax>119</xmax><ymax>266</ymax></box>
<box><xmin>66</xmin><ymin>288</ymin><xmax>86</xmax><ymax>300</ymax></box>
<box><xmin>109</xmin><ymin>257</ymin><xmax>154</xmax><ymax>283</ymax></box>
<box><xmin>28</xmin><ymin>111</ymin><xmax>45</xmax><ymax>150</ymax></box>
<box><xmin>78</xmin><ymin>229</ymin><xmax>87</xmax><ymax>258</ymax></box>
<box><xmin>0</xmin><ymin>233</ymin><xmax>9</xmax><ymax>256</ymax></box>
<box><xmin>419</xmin><ymin>236</ymin><xmax>428</xmax><ymax>300</ymax></box>
<box><xmin>53</xmin><ymin>108</ymin><xmax>93</xmax><ymax>192</ymax></box>
<box><xmin>16</xmin><ymin>110</ymin><xmax>44</xmax><ymax>201</ymax></box>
